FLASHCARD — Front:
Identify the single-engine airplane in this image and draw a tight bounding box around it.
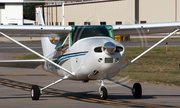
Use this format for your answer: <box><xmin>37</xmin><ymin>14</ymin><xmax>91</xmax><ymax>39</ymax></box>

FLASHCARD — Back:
<box><xmin>0</xmin><ymin>6</ymin><xmax>179</xmax><ymax>100</ymax></box>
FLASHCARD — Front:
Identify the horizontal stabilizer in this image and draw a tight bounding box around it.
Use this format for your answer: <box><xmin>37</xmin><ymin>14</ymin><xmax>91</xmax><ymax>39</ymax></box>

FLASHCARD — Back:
<box><xmin>0</xmin><ymin>59</ymin><xmax>45</xmax><ymax>69</ymax></box>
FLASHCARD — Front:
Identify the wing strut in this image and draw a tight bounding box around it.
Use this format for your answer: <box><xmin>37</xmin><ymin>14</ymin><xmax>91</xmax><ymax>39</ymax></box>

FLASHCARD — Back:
<box><xmin>0</xmin><ymin>32</ymin><xmax>75</xmax><ymax>76</ymax></box>
<box><xmin>121</xmin><ymin>28</ymin><xmax>179</xmax><ymax>71</ymax></box>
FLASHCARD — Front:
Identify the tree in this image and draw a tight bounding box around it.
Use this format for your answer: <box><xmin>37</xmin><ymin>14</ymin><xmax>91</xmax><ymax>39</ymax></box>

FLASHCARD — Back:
<box><xmin>23</xmin><ymin>3</ymin><xmax>44</xmax><ymax>20</ymax></box>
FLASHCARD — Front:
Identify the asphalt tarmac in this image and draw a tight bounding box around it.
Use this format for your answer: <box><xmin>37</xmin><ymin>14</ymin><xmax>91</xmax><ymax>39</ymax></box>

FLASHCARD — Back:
<box><xmin>0</xmin><ymin>42</ymin><xmax>180</xmax><ymax>108</ymax></box>
<box><xmin>0</xmin><ymin>42</ymin><xmax>42</xmax><ymax>53</ymax></box>
<box><xmin>0</xmin><ymin>67</ymin><xmax>180</xmax><ymax>108</ymax></box>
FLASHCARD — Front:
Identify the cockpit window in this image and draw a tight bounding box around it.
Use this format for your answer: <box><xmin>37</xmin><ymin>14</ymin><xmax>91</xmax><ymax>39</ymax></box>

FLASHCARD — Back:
<box><xmin>70</xmin><ymin>25</ymin><xmax>114</xmax><ymax>45</ymax></box>
<box><xmin>56</xmin><ymin>36</ymin><xmax>69</xmax><ymax>52</ymax></box>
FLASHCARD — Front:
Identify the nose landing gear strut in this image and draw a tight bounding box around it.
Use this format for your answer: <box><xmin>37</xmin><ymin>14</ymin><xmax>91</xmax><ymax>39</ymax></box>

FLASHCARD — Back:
<box><xmin>99</xmin><ymin>80</ymin><xmax>108</xmax><ymax>100</ymax></box>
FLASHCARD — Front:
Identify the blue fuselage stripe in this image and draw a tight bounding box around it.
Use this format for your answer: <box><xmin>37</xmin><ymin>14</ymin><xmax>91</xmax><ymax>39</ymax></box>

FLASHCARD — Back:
<box><xmin>57</xmin><ymin>52</ymin><xmax>87</xmax><ymax>64</ymax></box>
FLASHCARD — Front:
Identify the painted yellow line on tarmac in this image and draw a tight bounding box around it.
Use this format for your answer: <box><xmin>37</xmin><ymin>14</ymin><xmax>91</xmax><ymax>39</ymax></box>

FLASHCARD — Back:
<box><xmin>0</xmin><ymin>77</ymin><xmax>178</xmax><ymax>108</ymax></box>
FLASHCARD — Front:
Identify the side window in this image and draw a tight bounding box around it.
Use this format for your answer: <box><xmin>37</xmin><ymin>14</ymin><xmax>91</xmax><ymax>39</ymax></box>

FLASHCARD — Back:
<box><xmin>58</xmin><ymin>36</ymin><xmax>69</xmax><ymax>53</ymax></box>
<box><xmin>62</xmin><ymin>37</ymin><xmax>69</xmax><ymax>49</ymax></box>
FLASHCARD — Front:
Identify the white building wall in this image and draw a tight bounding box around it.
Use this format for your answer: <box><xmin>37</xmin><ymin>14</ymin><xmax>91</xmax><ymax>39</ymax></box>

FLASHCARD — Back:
<box><xmin>1</xmin><ymin>4</ymin><xmax>23</xmax><ymax>25</ymax></box>
<box><xmin>64</xmin><ymin>0</ymin><xmax>134</xmax><ymax>25</ymax></box>
<box><xmin>139</xmin><ymin>0</ymin><xmax>179</xmax><ymax>23</ymax></box>
<box><xmin>42</xmin><ymin>0</ymin><xmax>135</xmax><ymax>26</ymax></box>
<box><xmin>40</xmin><ymin>0</ymin><xmax>180</xmax><ymax>26</ymax></box>
<box><xmin>177</xmin><ymin>0</ymin><xmax>180</xmax><ymax>21</ymax></box>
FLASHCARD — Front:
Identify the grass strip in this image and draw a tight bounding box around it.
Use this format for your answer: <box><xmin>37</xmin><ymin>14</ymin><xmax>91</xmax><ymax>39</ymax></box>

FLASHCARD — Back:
<box><xmin>119</xmin><ymin>46</ymin><xmax>180</xmax><ymax>86</ymax></box>
<box><xmin>12</xmin><ymin>53</ymin><xmax>41</xmax><ymax>60</ymax></box>
<box><xmin>130</xmin><ymin>38</ymin><xmax>180</xmax><ymax>42</ymax></box>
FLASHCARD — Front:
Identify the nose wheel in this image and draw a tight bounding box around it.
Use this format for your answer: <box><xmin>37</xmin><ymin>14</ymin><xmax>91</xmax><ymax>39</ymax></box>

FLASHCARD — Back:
<box><xmin>99</xmin><ymin>86</ymin><xmax>107</xmax><ymax>100</ymax></box>
<box><xmin>99</xmin><ymin>80</ymin><xmax>108</xmax><ymax>100</ymax></box>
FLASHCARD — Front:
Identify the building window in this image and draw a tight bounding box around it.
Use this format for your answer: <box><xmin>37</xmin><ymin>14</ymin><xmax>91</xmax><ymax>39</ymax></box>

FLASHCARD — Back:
<box><xmin>116</xmin><ymin>21</ymin><xmax>122</xmax><ymax>25</ymax></box>
<box><xmin>0</xmin><ymin>3</ymin><xmax>5</xmax><ymax>9</ymax></box>
<box><xmin>140</xmin><ymin>21</ymin><xmax>146</xmax><ymax>23</ymax></box>
<box><xmin>84</xmin><ymin>22</ymin><xmax>90</xmax><ymax>25</ymax></box>
<box><xmin>69</xmin><ymin>22</ymin><xmax>75</xmax><ymax>25</ymax></box>
<box><xmin>100</xmin><ymin>22</ymin><xmax>106</xmax><ymax>25</ymax></box>
<box><xmin>8</xmin><ymin>23</ymin><xmax>17</xmax><ymax>25</ymax></box>
<box><xmin>56</xmin><ymin>22</ymin><xmax>59</xmax><ymax>25</ymax></box>
<box><xmin>52</xmin><ymin>22</ymin><xmax>54</xmax><ymax>26</ymax></box>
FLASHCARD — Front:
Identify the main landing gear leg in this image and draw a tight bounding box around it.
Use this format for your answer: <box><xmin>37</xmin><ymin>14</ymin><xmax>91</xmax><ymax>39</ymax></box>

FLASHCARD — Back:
<box><xmin>31</xmin><ymin>76</ymin><xmax>68</xmax><ymax>100</ymax></box>
<box><xmin>99</xmin><ymin>80</ymin><xmax>108</xmax><ymax>100</ymax></box>
<box><xmin>108</xmin><ymin>78</ymin><xmax>142</xmax><ymax>99</ymax></box>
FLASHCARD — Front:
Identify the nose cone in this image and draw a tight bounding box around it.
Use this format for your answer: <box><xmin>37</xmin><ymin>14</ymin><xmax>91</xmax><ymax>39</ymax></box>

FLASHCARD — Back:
<box><xmin>103</xmin><ymin>42</ymin><xmax>116</xmax><ymax>54</ymax></box>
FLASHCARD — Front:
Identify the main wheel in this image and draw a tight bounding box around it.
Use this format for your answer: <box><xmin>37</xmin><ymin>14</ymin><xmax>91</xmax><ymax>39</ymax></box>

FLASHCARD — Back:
<box><xmin>31</xmin><ymin>85</ymin><xmax>41</xmax><ymax>100</ymax></box>
<box><xmin>133</xmin><ymin>83</ymin><xmax>142</xmax><ymax>99</ymax></box>
<box><xmin>99</xmin><ymin>86</ymin><xmax>107</xmax><ymax>100</ymax></box>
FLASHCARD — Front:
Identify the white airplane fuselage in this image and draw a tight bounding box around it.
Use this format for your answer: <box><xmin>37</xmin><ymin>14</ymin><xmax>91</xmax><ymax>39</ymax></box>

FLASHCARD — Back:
<box><xmin>43</xmin><ymin>36</ymin><xmax>125</xmax><ymax>81</ymax></box>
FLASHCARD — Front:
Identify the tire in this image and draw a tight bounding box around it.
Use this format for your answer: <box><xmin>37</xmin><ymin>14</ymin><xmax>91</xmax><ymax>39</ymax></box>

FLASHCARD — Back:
<box><xmin>31</xmin><ymin>85</ymin><xmax>41</xmax><ymax>100</ymax></box>
<box><xmin>133</xmin><ymin>83</ymin><xmax>142</xmax><ymax>99</ymax></box>
<box><xmin>100</xmin><ymin>86</ymin><xmax>108</xmax><ymax>100</ymax></box>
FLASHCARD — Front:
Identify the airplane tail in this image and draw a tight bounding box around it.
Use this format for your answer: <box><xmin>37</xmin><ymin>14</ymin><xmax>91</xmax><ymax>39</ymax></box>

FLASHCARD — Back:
<box><xmin>36</xmin><ymin>6</ymin><xmax>56</xmax><ymax>57</ymax></box>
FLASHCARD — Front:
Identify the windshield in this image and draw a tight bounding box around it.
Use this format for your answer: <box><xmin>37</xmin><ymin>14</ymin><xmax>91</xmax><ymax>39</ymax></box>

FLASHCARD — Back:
<box><xmin>70</xmin><ymin>25</ymin><xmax>114</xmax><ymax>45</ymax></box>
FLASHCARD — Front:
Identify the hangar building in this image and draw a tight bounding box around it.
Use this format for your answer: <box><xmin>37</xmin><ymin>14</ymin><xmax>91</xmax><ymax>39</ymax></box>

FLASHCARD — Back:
<box><xmin>0</xmin><ymin>0</ymin><xmax>23</xmax><ymax>25</ymax></box>
<box><xmin>38</xmin><ymin>0</ymin><xmax>180</xmax><ymax>26</ymax></box>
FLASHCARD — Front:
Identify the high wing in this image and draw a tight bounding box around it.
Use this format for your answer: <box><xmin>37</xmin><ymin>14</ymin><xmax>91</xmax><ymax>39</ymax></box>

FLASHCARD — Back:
<box><xmin>113</xmin><ymin>22</ymin><xmax>180</xmax><ymax>35</ymax></box>
<box><xmin>0</xmin><ymin>59</ymin><xmax>45</xmax><ymax>69</ymax></box>
<box><xmin>0</xmin><ymin>25</ymin><xmax>72</xmax><ymax>37</ymax></box>
<box><xmin>0</xmin><ymin>22</ymin><xmax>179</xmax><ymax>37</ymax></box>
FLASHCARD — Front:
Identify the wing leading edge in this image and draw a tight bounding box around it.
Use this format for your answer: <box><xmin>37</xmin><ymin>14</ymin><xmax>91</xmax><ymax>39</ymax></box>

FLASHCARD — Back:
<box><xmin>0</xmin><ymin>59</ymin><xmax>45</xmax><ymax>69</ymax></box>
